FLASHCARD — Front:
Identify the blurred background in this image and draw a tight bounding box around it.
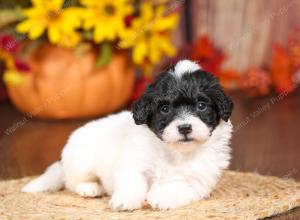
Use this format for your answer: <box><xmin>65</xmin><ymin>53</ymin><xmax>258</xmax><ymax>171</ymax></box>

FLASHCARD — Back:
<box><xmin>0</xmin><ymin>0</ymin><xmax>299</xmax><ymax>198</ymax></box>
<box><xmin>1</xmin><ymin>1</ymin><xmax>300</xmax><ymax>218</ymax></box>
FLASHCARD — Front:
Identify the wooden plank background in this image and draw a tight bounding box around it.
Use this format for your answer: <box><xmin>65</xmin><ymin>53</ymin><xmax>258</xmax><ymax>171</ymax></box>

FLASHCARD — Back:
<box><xmin>187</xmin><ymin>0</ymin><xmax>300</xmax><ymax>71</ymax></box>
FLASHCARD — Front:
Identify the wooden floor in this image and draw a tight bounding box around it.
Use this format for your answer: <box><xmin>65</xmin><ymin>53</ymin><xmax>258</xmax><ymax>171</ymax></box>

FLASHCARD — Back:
<box><xmin>0</xmin><ymin>90</ymin><xmax>300</xmax><ymax>219</ymax></box>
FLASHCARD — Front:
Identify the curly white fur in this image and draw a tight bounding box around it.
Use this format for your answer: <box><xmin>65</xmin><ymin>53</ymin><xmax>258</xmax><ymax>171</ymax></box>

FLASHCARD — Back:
<box><xmin>22</xmin><ymin>111</ymin><xmax>232</xmax><ymax>211</ymax></box>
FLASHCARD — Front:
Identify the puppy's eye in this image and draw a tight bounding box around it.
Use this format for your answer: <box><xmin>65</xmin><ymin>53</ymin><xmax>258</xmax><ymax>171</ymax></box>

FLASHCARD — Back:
<box><xmin>160</xmin><ymin>104</ymin><xmax>170</xmax><ymax>114</ymax></box>
<box><xmin>197</xmin><ymin>102</ymin><xmax>207</xmax><ymax>112</ymax></box>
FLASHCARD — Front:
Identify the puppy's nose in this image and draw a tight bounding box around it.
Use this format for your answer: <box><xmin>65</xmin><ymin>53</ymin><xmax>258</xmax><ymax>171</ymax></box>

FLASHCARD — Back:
<box><xmin>178</xmin><ymin>124</ymin><xmax>192</xmax><ymax>135</ymax></box>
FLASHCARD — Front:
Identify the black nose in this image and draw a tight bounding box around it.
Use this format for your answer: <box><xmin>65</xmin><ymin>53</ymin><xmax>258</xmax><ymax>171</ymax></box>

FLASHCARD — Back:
<box><xmin>178</xmin><ymin>124</ymin><xmax>192</xmax><ymax>135</ymax></box>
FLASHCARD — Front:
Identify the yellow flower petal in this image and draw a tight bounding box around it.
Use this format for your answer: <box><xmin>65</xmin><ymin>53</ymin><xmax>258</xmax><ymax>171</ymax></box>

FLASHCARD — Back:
<box><xmin>23</xmin><ymin>7</ymin><xmax>46</xmax><ymax>17</ymax></box>
<box><xmin>155</xmin><ymin>5</ymin><xmax>165</xmax><ymax>17</ymax></box>
<box><xmin>119</xmin><ymin>2</ymin><xmax>178</xmax><ymax>68</ymax></box>
<box><xmin>31</xmin><ymin>0</ymin><xmax>44</xmax><ymax>6</ymax></box>
<box><xmin>80</xmin><ymin>0</ymin><xmax>96</xmax><ymax>6</ymax></box>
<box><xmin>155</xmin><ymin>35</ymin><xmax>176</xmax><ymax>56</ymax></box>
<box><xmin>3</xmin><ymin>70</ymin><xmax>24</xmax><ymax>86</ymax></box>
<box><xmin>28</xmin><ymin>25</ymin><xmax>46</xmax><ymax>39</ymax></box>
<box><xmin>93</xmin><ymin>26</ymin><xmax>105</xmax><ymax>43</ymax></box>
<box><xmin>52</xmin><ymin>0</ymin><xmax>64</xmax><ymax>8</ymax></box>
<box><xmin>133</xmin><ymin>41</ymin><xmax>147</xmax><ymax>64</ymax></box>
<box><xmin>58</xmin><ymin>31</ymin><xmax>81</xmax><ymax>48</ymax></box>
<box><xmin>16</xmin><ymin>1</ymin><xmax>82</xmax><ymax>46</ymax></box>
<box><xmin>80</xmin><ymin>0</ymin><xmax>133</xmax><ymax>43</ymax></box>
<box><xmin>149</xmin><ymin>39</ymin><xmax>161</xmax><ymax>63</ymax></box>
<box><xmin>141</xmin><ymin>3</ymin><xmax>154</xmax><ymax>21</ymax></box>
<box><xmin>63</xmin><ymin>7</ymin><xmax>83</xmax><ymax>28</ymax></box>
<box><xmin>118</xmin><ymin>28</ymin><xmax>136</xmax><ymax>48</ymax></box>
<box><xmin>48</xmin><ymin>25</ymin><xmax>61</xmax><ymax>43</ymax></box>
<box><xmin>155</xmin><ymin>14</ymin><xmax>178</xmax><ymax>32</ymax></box>
<box><xmin>16</xmin><ymin>19</ymin><xmax>37</xmax><ymax>33</ymax></box>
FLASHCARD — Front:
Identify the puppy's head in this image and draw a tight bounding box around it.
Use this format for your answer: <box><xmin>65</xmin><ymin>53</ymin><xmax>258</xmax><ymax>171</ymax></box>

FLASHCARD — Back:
<box><xmin>132</xmin><ymin>60</ymin><xmax>233</xmax><ymax>152</ymax></box>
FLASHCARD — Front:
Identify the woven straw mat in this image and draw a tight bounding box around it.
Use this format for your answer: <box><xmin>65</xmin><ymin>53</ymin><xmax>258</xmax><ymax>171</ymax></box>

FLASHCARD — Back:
<box><xmin>0</xmin><ymin>171</ymin><xmax>299</xmax><ymax>220</ymax></box>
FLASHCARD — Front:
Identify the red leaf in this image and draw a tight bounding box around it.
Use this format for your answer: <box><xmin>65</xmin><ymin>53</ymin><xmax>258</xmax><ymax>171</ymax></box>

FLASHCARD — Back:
<box><xmin>190</xmin><ymin>36</ymin><xmax>226</xmax><ymax>76</ymax></box>
<box><xmin>124</xmin><ymin>15</ymin><xmax>134</xmax><ymax>27</ymax></box>
<box><xmin>240</xmin><ymin>68</ymin><xmax>271</xmax><ymax>96</ymax></box>
<box><xmin>219</xmin><ymin>69</ymin><xmax>241</xmax><ymax>90</ymax></box>
<box><xmin>14</xmin><ymin>59</ymin><xmax>31</xmax><ymax>72</ymax></box>
<box><xmin>270</xmin><ymin>45</ymin><xmax>295</xmax><ymax>93</ymax></box>
<box><xmin>0</xmin><ymin>34</ymin><xmax>19</xmax><ymax>54</ymax></box>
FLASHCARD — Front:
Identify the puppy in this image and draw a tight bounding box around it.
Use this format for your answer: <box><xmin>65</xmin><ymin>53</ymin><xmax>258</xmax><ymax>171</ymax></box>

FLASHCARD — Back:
<box><xmin>22</xmin><ymin>60</ymin><xmax>233</xmax><ymax>211</ymax></box>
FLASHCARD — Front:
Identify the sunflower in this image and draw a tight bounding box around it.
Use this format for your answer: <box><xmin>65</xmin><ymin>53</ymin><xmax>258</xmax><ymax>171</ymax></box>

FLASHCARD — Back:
<box><xmin>119</xmin><ymin>3</ymin><xmax>178</xmax><ymax>67</ymax></box>
<box><xmin>16</xmin><ymin>0</ymin><xmax>81</xmax><ymax>47</ymax></box>
<box><xmin>80</xmin><ymin>0</ymin><xmax>133</xmax><ymax>43</ymax></box>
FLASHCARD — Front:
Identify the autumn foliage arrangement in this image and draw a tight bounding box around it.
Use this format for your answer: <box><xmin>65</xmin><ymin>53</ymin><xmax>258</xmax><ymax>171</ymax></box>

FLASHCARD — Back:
<box><xmin>0</xmin><ymin>0</ymin><xmax>178</xmax><ymax>83</ymax></box>
<box><xmin>0</xmin><ymin>0</ymin><xmax>179</xmax><ymax>118</ymax></box>
<box><xmin>181</xmin><ymin>34</ymin><xmax>300</xmax><ymax>97</ymax></box>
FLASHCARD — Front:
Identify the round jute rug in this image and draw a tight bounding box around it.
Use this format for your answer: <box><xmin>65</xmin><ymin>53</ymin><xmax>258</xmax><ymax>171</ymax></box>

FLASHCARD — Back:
<box><xmin>0</xmin><ymin>171</ymin><xmax>299</xmax><ymax>220</ymax></box>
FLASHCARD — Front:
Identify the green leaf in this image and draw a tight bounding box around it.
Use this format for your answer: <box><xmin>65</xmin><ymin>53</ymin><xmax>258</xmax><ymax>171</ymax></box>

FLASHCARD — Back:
<box><xmin>96</xmin><ymin>42</ymin><xmax>112</xmax><ymax>68</ymax></box>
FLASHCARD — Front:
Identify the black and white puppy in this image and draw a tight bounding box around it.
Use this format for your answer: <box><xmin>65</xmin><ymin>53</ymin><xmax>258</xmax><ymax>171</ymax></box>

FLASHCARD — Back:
<box><xmin>22</xmin><ymin>60</ymin><xmax>233</xmax><ymax>211</ymax></box>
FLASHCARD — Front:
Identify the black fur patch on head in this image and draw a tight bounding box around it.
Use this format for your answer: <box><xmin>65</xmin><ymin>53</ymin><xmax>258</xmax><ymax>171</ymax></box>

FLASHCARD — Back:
<box><xmin>132</xmin><ymin>68</ymin><xmax>233</xmax><ymax>137</ymax></box>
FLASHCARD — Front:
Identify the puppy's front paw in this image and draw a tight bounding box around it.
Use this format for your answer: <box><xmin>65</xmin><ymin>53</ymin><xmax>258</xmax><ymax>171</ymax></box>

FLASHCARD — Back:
<box><xmin>75</xmin><ymin>182</ymin><xmax>103</xmax><ymax>197</ymax></box>
<box><xmin>147</xmin><ymin>182</ymin><xmax>199</xmax><ymax>210</ymax></box>
<box><xmin>109</xmin><ymin>191</ymin><xmax>145</xmax><ymax>211</ymax></box>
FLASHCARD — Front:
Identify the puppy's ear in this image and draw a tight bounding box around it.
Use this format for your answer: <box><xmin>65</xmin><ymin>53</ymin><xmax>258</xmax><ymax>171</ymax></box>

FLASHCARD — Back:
<box><xmin>209</xmin><ymin>86</ymin><xmax>233</xmax><ymax>122</ymax></box>
<box><xmin>215</xmin><ymin>88</ymin><xmax>233</xmax><ymax>121</ymax></box>
<box><xmin>132</xmin><ymin>95</ymin><xmax>153</xmax><ymax>125</ymax></box>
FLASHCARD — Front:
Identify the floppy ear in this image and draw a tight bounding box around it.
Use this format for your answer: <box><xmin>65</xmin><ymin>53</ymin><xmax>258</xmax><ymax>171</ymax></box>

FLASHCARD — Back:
<box><xmin>210</xmin><ymin>87</ymin><xmax>234</xmax><ymax>122</ymax></box>
<box><xmin>132</xmin><ymin>95</ymin><xmax>153</xmax><ymax>125</ymax></box>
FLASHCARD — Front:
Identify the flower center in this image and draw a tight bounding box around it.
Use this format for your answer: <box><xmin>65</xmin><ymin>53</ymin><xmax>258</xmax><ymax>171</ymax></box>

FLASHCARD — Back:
<box><xmin>144</xmin><ymin>29</ymin><xmax>152</xmax><ymax>39</ymax></box>
<box><xmin>47</xmin><ymin>10</ymin><xmax>61</xmax><ymax>21</ymax></box>
<box><xmin>104</xmin><ymin>4</ymin><xmax>115</xmax><ymax>15</ymax></box>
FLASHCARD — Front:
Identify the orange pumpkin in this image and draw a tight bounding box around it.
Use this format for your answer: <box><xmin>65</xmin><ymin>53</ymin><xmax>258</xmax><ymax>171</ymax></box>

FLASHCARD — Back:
<box><xmin>6</xmin><ymin>44</ymin><xmax>135</xmax><ymax>119</ymax></box>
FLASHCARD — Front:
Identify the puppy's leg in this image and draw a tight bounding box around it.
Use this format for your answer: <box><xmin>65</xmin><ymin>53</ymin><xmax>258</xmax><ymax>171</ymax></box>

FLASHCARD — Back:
<box><xmin>147</xmin><ymin>180</ymin><xmax>200</xmax><ymax>210</ymax></box>
<box><xmin>109</xmin><ymin>170</ymin><xmax>148</xmax><ymax>211</ymax></box>
<box><xmin>64</xmin><ymin>170</ymin><xmax>104</xmax><ymax>198</ymax></box>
